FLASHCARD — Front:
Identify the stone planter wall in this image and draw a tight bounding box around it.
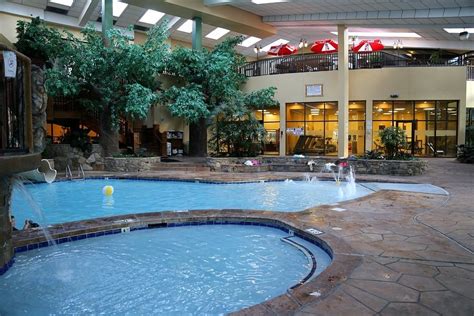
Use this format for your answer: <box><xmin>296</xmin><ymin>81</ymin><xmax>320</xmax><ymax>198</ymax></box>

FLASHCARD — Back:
<box><xmin>104</xmin><ymin>157</ymin><xmax>161</xmax><ymax>172</ymax></box>
<box><xmin>44</xmin><ymin>144</ymin><xmax>104</xmax><ymax>172</ymax></box>
<box><xmin>207</xmin><ymin>156</ymin><xmax>427</xmax><ymax>176</ymax></box>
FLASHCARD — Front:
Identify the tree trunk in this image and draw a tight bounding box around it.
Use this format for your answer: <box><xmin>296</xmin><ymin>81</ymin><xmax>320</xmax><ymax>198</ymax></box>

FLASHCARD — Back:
<box><xmin>31</xmin><ymin>64</ymin><xmax>48</xmax><ymax>153</ymax></box>
<box><xmin>99</xmin><ymin>105</ymin><xmax>119</xmax><ymax>157</ymax></box>
<box><xmin>188</xmin><ymin>117</ymin><xmax>207</xmax><ymax>157</ymax></box>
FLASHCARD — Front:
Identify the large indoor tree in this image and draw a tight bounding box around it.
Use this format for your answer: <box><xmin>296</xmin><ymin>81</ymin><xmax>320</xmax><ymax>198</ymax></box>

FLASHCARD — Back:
<box><xmin>161</xmin><ymin>36</ymin><xmax>278</xmax><ymax>156</ymax></box>
<box><xmin>44</xmin><ymin>23</ymin><xmax>169</xmax><ymax>156</ymax></box>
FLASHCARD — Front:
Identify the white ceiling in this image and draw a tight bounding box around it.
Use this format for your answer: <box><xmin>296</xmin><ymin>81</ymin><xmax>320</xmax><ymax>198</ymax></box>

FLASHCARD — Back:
<box><xmin>3</xmin><ymin>0</ymin><xmax>474</xmax><ymax>56</ymax></box>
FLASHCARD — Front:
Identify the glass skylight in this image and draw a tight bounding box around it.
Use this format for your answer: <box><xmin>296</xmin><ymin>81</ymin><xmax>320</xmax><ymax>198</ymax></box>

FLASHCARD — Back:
<box><xmin>177</xmin><ymin>20</ymin><xmax>193</xmax><ymax>33</ymax></box>
<box><xmin>261</xmin><ymin>39</ymin><xmax>289</xmax><ymax>52</ymax></box>
<box><xmin>239</xmin><ymin>36</ymin><xmax>261</xmax><ymax>47</ymax></box>
<box><xmin>331</xmin><ymin>31</ymin><xmax>421</xmax><ymax>38</ymax></box>
<box><xmin>139</xmin><ymin>9</ymin><xmax>165</xmax><ymax>25</ymax></box>
<box><xmin>112</xmin><ymin>0</ymin><xmax>128</xmax><ymax>17</ymax></box>
<box><xmin>251</xmin><ymin>0</ymin><xmax>288</xmax><ymax>4</ymax></box>
<box><xmin>49</xmin><ymin>0</ymin><xmax>74</xmax><ymax>6</ymax></box>
<box><xmin>443</xmin><ymin>28</ymin><xmax>474</xmax><ymax>33</ymax></box>
<box><xmin>205</xmin><ymin>27</ymin><xmax>230</xmax><ymax>40</ymax></box>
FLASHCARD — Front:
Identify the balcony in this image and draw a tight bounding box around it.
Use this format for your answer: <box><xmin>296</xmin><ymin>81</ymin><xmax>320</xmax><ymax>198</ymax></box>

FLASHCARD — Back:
<box><xmin>240</xmin><ymin>51</ymin><xmax>471</xmax><ymax>77</ymax></box>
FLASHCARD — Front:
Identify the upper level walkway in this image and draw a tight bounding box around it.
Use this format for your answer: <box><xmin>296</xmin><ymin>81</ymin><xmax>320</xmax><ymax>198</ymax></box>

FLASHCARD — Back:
<box><xmin>240</xmin><ymin>51</ymin><xmax>474</xmax><ymax>80</ymax></box>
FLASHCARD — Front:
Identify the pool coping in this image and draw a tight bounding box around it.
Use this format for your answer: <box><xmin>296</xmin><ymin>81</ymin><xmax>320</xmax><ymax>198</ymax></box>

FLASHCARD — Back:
<box><xmin>11</xmin><ymin>210</ymin><xmax>362</xmax><ymax>315</ymax></box>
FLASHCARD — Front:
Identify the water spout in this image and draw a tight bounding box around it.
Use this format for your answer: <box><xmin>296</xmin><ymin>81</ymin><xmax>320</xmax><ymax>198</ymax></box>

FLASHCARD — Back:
<box><xmin>12</xmin><ymin>177</ymin><xmax>56</xmax><ymax>246</ymax></box>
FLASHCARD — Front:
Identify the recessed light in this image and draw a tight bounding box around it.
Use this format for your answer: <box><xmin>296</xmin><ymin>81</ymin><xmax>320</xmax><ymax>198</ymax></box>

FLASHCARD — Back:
<box><xmin>205</xmin><ymin>27</ymin><xmax>230</xmax><ymax>40</ymax></box>
<box><xmin>49</xmin><ymin>0</ymin><xmax>74</xmax><ymax>6</ymax></box>
<box><xmin>139</xmin><ymin>9</ymin><xmax>165</xmax><ymax>25</ymax></box>
<box><xmin>239</xmin><ymin>36</ymin><xmax>261</xmax><ymax>47</ymax></box>
<box><xmin>331</xmin><ymin>31</ymin><xmax>421</xmax><ymax>38</ymax></box>
<box><xmin>112</xmin><ymin>0</ymin><xmax>127</xmax><ymax>17</ymax></box>
<box><xmin>177</xmin><ymin>19</ymin><xmax>193</xmax><ymax>33</ymax></box>
<box><xmin>261</xmin><ymin>38</ymin><xmax>289</xmax><ymax>52</ymax></box>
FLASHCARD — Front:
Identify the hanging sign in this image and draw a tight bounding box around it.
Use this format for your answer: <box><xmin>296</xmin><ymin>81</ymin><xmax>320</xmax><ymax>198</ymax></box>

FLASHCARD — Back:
<box><xmin>3</xmin><ymin>51</ymin><xmax>17</xmax><ymax>78</ymax></box>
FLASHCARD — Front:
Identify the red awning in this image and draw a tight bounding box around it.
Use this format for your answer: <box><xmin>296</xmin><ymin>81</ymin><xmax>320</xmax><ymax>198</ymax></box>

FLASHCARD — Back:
<box><xmin>267</xmin><ymin>43</ymin><xmax>298</xmax><ymax>56</ymax></box>
<box><xmin>310</xmin><ymin>39</ymin><xmax>338</xmax><ymax>54</ymax></box>
<box><xmin>352</xmin><ymin>39</ymin><xmax>384</xmax><ymax>53</ymax></box>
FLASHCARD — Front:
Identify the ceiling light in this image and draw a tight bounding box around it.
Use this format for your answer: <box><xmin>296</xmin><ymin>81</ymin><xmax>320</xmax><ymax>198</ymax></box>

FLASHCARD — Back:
<box><xmin>177</xmin><ymin>20</ymin><xmax>193</xmax><ymax>33</ymax></box>
<box><xmin>261</xmin><ymin>38</ymin><xmax>289</xmax><ymax>52</ymax></box>
<box><xmin>49</xmin><ymin>0</ymin><xmax>74</xmax><ymax>6</ymax></box>
<box><xmin>139</xmin><ymin>9</ymin><xmax>165</xmax><ymax>25</ymax></box>
<box><xmin>424</xmin><ymin>108</ymin><xmax>435</xmax><ymax>111</ymax></box>
<box><xmin>444</xmin><ymin>28</ymin><xmax>474</xmax><ymax>34</ymax></box>
<box><xmin>394</xmin><ymin>108</ymin><xmax>406</xmax><ymax>111</ymax></box>
<box><xmin>112</xmin><ymin>0</ymin><xmax>127</xmax><ymax>17</ymax></box>
<box><xmin>251</xmin><ymin>0</ymin><xmax>288</xmax><ymax>4</ymax></box>
<box><xmin>331</xmin><ymin>31</ymin><xmax>421</xmax><ymax>38</ymax></box>
<box><xmin>205</xmin><ymin>27</ymin><xmax>230</xmax><ymax>40</ymax></box>
<box><xmin>240</xmin><ymin>36</ymin><xmax>261</xmax><ymax>47</ymax></box>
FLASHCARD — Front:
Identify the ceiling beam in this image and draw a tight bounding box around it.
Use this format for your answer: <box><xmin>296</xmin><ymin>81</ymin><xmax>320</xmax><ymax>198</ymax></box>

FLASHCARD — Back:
<box><xmin>123</xmin><ymin>0</ymin><xmax>276</xmax><ymax>38</ymax></box>
<box><xmin>78</xmin><ymin>0</ymin><xmax>100</xmax><ymax>26</ymax></box>
<box><xmin>263</xmin><ymin>7</ymin><xmax>474</xmax><ymax>24</ymax></box>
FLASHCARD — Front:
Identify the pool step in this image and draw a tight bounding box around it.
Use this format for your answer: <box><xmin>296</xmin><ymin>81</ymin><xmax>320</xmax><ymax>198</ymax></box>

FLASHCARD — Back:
<box><xmin>150</xmin><ymin>162</ymin><xmax>210</xmax><ymax>172</ymax></box>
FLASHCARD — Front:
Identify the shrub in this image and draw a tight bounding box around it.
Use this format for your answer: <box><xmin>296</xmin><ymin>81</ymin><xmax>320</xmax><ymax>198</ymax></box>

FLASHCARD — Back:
<box><xmin>379</xmin><ymin>127</ymin><xmax>407</xmax><ymax>159</ymax></box>
<box><xmin>457</xmin><ymin>145</ymin><xmax>474</xmax><ymax>163</ymax></box>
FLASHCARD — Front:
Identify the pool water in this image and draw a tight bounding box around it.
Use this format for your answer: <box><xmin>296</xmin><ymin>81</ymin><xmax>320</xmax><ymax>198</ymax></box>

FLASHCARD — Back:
<box><xmin>0</xmin><ymin>225</ymin><xmax>331</xmax><ymax>314</ymax></box>
<box><xmin>12</xmin><ymin>179</ymin><xmax>372</xmax><ymax>225</ymax></box>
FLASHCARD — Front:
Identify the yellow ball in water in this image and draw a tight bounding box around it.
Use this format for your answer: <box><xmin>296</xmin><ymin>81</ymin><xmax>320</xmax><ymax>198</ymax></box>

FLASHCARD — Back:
<box><xmin>102</xmin><ymin>185</ymin><xmax>114</xmax><ymax>196</ymax></box>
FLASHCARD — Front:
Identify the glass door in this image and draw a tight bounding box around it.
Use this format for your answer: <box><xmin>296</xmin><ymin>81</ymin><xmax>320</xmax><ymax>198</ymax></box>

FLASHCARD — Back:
<box><xmin>396</xmin><ymin>120</ymin><xmax>415</xmax><ymax>155</ymax></box>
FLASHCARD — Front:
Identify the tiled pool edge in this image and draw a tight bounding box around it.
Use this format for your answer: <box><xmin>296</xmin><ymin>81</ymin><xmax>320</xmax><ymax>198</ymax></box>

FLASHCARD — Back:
<box><xmin>10</xmin><ymin>211</ymin><xmax>361</xmax><ymax>315</ymax></box>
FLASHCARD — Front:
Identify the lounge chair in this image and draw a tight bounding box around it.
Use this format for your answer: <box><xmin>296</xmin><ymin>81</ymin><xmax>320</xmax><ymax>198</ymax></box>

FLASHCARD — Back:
<box><xmin>427</xmin><ymin>142</ymin><xmax>444</xmax><ymax>156</ymax></box>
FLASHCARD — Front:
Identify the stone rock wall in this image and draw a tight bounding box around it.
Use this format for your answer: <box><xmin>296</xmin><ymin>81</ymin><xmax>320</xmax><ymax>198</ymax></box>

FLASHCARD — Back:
<box><xmin>31</xmin><ymin>65</ymin><xmax>48</xmax><ymax>153</ymax></box>
<box><xmin>207</xmin><ymin>157</ymin><xmax>427</xmax><ymax>176</ymax></box>
<box><xmin>0</xmin><ymin>177</ymin><xmax>13</xmax><ymax>275</ymax></box>
<box><xmin>45</xmin><ymin>144</ymin><xmax>105</xmax><ymax>172</ymax></box>
<box><xmin>104</xmin><ymin>157</ymin><xmax>161</xmax><ymax>172</ymax></box>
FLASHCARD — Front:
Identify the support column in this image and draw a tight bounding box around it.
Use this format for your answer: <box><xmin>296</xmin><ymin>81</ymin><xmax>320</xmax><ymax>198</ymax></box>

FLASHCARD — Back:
<box><xmin>192</xmin><ymin>16</ymin><xmax>202</xmax><ymax>50</ymax></box>
<box><xmin>101</xmin><ymin>0</ymin><xmax>113</xmax><ymax>44</ymax></box>
<box><xmin>337</xmin><ymin>25</ymin><xmax>349</xmax><ymax>157</ymax></box>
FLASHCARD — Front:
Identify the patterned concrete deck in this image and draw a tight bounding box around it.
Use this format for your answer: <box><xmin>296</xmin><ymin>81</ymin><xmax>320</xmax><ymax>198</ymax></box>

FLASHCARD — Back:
<box><xmin>14</xmin><ymin>158</ymin><xmax>474</xmax><ymax>315</ymax></box>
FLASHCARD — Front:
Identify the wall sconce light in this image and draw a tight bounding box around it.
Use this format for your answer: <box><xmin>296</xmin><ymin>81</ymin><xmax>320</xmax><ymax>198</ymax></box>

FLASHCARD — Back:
<box><xmin>298</xmin><ymin>38</ymin><xmax>308</xmax><ymax>49</ymax></box>
<box><xmin>393</xmin><ymin>39</ymin><xmax>403</xmax><ymax>49</ymax></box>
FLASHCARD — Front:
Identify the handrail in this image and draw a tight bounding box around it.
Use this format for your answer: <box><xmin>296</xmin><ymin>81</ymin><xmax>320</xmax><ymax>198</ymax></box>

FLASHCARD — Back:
<box><xmin>240</xmin><ymin>51</ymin><xmax>470</xmax><ymax>77</ymax></box>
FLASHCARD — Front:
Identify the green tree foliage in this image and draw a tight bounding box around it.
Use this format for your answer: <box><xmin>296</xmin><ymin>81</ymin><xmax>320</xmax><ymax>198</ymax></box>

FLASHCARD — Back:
<box><xmin>43</xmin><ymin>23</ymin><xmax>169</xmax><ymax>155</ymax></box>
<box><xmin>15</xmin><ymin>17</ymin><xmax>64</xmax><ymax>61</ymax></box>
<box><xmin>379</xmin><ymin>126</ymin><xmax>407</xmax><ymax>159</ymax></box>
<box><xmin>161</xmin><ymin>36</ymin><xmax>278</xmax><ymax>156</ymax></box>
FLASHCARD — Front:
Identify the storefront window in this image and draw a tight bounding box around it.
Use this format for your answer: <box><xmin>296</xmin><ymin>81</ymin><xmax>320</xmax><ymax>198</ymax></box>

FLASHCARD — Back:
<box><xmin>373</xmin><ymin>100</ymin><xmax>458</xmax><ymax>157</ymax></box>
<box><xmin>349</xmin><ymin>101</ymin><xmax>366</xmax><ymax>155</ymax></box>
<box><xmin>256</xmin><ymin>108</ymin><xmax>280</xmax><ymax>155</ymax></box>
<box><xmin>286</xmin><ymin>101</ymin><xmax>366</xmax><ymax>156</ymax></box>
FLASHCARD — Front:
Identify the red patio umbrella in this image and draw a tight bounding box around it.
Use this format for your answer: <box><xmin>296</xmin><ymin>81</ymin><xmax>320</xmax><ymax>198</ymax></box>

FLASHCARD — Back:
<box><xmin>352</xmin><ymin>39</ymin><xmax>384</xmax><ymax>53</ymax></box>
<box><xmin>267</xmin><ymin>43</ymin><xmax>298</xmax><ymax>56</ymax></box>
<box><xmin>310</xmin><ymin>39</ymin><xmax>338</xmax><ymax>54</ymax></box>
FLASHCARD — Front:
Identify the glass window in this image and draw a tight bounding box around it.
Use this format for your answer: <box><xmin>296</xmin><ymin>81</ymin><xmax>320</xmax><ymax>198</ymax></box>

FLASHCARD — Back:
<box><xmin>286</xmin><ymin>121</ymin><xmax>304</xmax><ymax>155</ymax></box>
<box><xmin>286</xmin><ymin>103</ymin><xmax>304</xmax><ymax>121</ymax></box>
<box><xmin>349</xmin><ymin>121</ymin><xmax>365</xmax><ymax>155</ymax></box>
<box><xmin>373</xmin><ymin>101</ymin><xmax>392</xmax><ymax>120</ymax></box>
<box><xmin>325</xmin><ymin>102</ymin><xmax>338</xmax><ymax>121</ymax></box>
<box><xmin>305</xmin><ymin>103</ymin><xmax>325</xmax><ymax>121</ymax></box>
<box><xmin>393</xmin><ymin>101</ymin><xmax>413</xmax><ymax>121</ymax></box>
<box><xmin>349</xmin><ymin>102</ymin><xmax>366</xmax><ymax>120</ymax></box>
<box><xmin>372</xmin><ymin>121</ymin><xmax>392</xmax><ymax>151</ymax></box>
<box><xmin>257</xmin><ymin>108</ymin><xmax>280</xmax><ymax>155</ymax></box>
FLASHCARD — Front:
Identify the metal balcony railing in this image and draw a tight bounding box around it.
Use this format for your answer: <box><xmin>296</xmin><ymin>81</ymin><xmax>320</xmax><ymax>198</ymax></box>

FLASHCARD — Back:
<box><xmin>0</xmin><ymin>47</ymin><xmax>31</xmax><ymax>155</ymax></box>
<box><xmin>240</xmin><ymin>51</ymin><xmax>471</xmax><ymax>77</ymax></box>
